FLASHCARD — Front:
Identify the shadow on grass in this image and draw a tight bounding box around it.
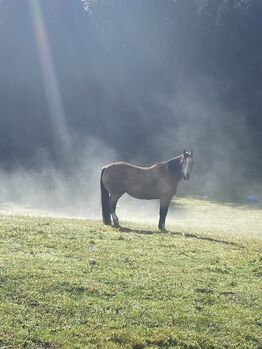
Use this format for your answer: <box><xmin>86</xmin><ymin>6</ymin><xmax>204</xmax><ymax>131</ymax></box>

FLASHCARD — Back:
<box><xmin>115</xmin><ymin>225</ymin><xmax>241</xmax><ymax>247</ymax></box>
<box><xmin>171</xmin><ymin>231</ymin><xmax>241</xmax><ymax>247</ymax></box>
<box><xmin>117</xmin><ymin>226</ymin><xmax>157</xmax><ymax>235</ymax></box>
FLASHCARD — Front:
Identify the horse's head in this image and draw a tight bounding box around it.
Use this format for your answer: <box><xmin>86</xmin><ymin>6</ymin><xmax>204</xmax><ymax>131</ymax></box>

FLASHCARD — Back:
<box><xmin>181</xmin><ymin>150</ymin><xmax>193</xmax><ymax>180</ymax></box>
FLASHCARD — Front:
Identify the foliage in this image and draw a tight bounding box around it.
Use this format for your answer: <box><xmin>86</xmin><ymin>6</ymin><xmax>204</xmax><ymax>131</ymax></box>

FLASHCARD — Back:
<box><xmin>1</xmin><ymin>0</ymin><xmax>262</xmax><ymax>175</ymax></box>
<box><xmin>81</xmin><ymin>0</ymin><xmax>97</xmax><ymax>13</ymax></box>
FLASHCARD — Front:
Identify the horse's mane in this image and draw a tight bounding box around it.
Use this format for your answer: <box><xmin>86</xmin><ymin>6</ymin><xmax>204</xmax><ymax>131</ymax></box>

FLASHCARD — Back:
<box><xmin>166</xmin><ymin>155</ymin><xmax>182</xmax><ymax>176</ymax></box>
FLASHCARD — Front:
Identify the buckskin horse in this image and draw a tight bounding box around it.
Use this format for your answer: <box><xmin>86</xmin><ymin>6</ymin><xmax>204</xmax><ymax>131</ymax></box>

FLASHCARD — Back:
<box><xmin>100</xmin><ymin>150</ymin><xmax>193</xmax><ymax>230</ymax></box>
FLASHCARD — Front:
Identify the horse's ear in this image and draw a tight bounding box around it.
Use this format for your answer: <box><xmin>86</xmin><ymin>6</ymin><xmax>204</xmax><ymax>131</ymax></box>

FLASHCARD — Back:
<box><xmin>183</xmin><ymin>149</ymin><xmax>186</xmax><ymax>157</ymax></box>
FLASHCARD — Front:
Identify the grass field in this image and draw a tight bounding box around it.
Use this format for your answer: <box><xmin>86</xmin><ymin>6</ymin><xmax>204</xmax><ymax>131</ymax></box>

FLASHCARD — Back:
<box><xmin>0</xmin><ymin>197</ymin><xmax>261</xmax><ymax>349</ymax></box>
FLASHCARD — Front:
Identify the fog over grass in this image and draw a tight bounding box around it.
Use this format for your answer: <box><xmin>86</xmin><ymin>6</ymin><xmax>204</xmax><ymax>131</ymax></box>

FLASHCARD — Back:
<box><xmin>0</xmin><ymin>0</ymin><xmax>261</xmax><ymax>217</ymax></box>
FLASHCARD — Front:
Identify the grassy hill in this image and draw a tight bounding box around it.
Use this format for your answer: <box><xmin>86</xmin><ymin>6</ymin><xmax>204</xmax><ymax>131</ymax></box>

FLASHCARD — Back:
<box><xmin>0</xmin><ymin>197</ymin><xmax>261</xmax><ymax>349</ymax></box>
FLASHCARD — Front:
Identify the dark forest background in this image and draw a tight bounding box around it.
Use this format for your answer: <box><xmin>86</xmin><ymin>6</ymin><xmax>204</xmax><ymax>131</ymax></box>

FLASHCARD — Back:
<box><xmin>0</xmin><ymin>0</ymin><xmax>261</xmax><ymax>205</ymax></box>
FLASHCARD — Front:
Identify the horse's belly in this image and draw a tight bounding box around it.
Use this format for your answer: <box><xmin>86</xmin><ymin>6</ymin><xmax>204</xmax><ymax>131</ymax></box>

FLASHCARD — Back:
<box><xmin>125</xmin><ymin>180</ymin><xmax>162</xmax><ymax>200</ymax></box>
<box><xmin>127</xmin><ymin>190</ymin><xmax>159</xmax><ymax>200</ymax></box>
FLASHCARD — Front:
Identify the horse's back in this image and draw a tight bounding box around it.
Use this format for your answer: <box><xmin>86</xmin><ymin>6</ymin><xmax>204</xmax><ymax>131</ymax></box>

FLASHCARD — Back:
<box><xmin>103</xmin><ymin>161</ymin><xmax>164</xmax><ymax>179</ymax></box>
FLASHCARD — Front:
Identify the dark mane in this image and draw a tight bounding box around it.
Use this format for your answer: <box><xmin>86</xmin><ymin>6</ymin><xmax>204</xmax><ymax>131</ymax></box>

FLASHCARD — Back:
<box><xmin>166</xmin><ymin>155</ymin><xmax>182</xmax><ymax>176</ymax></box>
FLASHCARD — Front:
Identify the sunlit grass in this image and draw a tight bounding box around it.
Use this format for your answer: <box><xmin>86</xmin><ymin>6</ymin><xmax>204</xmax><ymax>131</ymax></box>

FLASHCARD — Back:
<box><xmin>170</xmin><ymin>196</ymin><xmax>262</xmax><ymax>240</ymax></box>
<box><xmin>0</xmin><ymin>198</ymin><xmax>261</xmax><ymax>348</ymax></box>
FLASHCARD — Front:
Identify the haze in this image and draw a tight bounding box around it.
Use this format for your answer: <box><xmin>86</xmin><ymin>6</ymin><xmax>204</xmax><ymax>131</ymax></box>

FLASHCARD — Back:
<box><xmin>0</xmin><ymin>0</ymin><xmax>261</xmax><ymax>218</ymax></box>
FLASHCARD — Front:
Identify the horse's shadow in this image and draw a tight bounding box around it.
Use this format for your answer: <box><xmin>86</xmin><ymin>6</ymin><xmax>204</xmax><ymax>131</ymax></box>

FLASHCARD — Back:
<box><xmin>115</xmin><ymin>225</ymin><xmax>240</xmax><ymax>247</ymax></box>
<box><xmin>172</xmin><ymin>231</ymin><xmax>240</xmax><ymax>247</ymax></box>
<box><xmin>117</xmin><ymin>226</ymin><xmax>157</xmax><ymax>235</ymax></box>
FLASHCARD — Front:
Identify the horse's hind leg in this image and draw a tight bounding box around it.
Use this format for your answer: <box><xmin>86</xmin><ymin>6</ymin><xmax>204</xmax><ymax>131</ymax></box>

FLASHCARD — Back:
<box><xmin>109</xmin><ymin>193</ymin><xmax>122</xmax><ymax>227</ymax></box>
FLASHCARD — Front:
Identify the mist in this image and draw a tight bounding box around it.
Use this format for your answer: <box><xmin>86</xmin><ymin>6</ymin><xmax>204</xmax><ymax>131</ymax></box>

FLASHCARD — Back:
<box><xmin>0</xmin><ymin>0</ymin><xmax>261</xmax><ymax>219</ymax></box>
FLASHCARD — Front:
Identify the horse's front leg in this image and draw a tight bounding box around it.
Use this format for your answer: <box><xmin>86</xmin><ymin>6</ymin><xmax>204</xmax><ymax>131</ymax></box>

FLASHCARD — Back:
<box><xmin>158</xmin><ymin>197</ymin><xmax>172</xmax><ymax>231</ymax></box>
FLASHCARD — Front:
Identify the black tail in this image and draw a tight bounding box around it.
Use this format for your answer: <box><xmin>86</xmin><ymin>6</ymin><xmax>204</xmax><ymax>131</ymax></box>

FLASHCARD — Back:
<box><xmin>100</xmin><ymin>168</ymin><xmax>111</xmax><ymax>225</ymax></box>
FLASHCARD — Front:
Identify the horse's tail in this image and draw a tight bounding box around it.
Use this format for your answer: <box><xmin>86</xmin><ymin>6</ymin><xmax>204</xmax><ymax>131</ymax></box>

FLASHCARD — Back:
<box><xmin>100</xmin><ymin>168</ymin><xmax>111</xmax><ymax>225</ymax></box>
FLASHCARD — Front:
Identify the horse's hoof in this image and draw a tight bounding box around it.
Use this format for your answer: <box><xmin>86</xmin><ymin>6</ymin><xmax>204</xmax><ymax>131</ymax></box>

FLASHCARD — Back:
<box><xmin>104</xmin><ymin>221</ymin><xmax>112</xmax><ymax>226</ymax></box>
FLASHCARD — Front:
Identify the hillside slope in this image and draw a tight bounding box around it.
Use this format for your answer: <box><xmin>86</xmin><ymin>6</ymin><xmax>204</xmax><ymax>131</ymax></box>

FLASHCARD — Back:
<box><xmin>0</xmin><ymin>200</ymin><xmax>261</xmax><ymax>349</ymax></box>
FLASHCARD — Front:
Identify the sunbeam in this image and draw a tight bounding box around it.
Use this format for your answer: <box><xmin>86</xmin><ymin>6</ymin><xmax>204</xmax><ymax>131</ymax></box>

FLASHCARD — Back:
<box><xmin>29</xmin><ymin>0</ymin><xmax>71</xmax><ymax>151</ymax></box>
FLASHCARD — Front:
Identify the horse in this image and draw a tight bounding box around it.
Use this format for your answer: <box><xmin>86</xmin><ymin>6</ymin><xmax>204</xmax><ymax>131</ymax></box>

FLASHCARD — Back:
<box><xmin>100</xmin><ymin>150</ymin><xmax>193</xmax><ymax>231</ymax></box>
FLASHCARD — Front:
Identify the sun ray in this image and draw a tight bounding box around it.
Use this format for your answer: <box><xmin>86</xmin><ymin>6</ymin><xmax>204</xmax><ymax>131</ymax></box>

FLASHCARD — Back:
<box><xmin>28</xmin><ymin>0</ymin><xmax>71</xmax><ymax>150</ymax></box>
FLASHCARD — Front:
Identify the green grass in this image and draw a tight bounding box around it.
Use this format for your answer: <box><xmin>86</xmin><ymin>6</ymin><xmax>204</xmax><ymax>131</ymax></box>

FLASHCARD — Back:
<box><xmin>0</xmin><ymin>197</ymin><xmax>261</xmax><ymax>349</ymax></box>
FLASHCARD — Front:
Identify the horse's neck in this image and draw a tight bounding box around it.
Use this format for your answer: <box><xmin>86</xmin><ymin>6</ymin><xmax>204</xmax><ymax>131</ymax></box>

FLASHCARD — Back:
<box><xmin>166</xmin><ymin>155</ymin><xmax>182</xmax><ymax>176</ymax></box>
